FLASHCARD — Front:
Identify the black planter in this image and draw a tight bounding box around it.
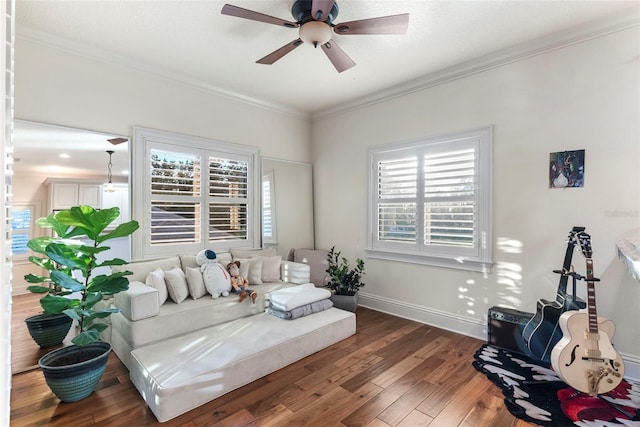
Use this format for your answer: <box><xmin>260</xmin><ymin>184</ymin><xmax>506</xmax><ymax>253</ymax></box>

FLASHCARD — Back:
<box><xmin>25</xmin><ymin>313</ymin><xmax>73</xmax><ymax>348</ymax></box>
<box><xmin>39</xmin><ymin>341</ymin><xmax>111</xmax><ymax>402</ymax></box>
<box><xmin>330</xmin><ymin>292</ymin><xmax>359</xmax><ymax>312</ymax></box>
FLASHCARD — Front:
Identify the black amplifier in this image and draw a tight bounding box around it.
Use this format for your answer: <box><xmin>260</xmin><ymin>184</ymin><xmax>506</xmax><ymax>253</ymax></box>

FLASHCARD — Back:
<box><xmin>487</xmin><ymin>306</ymin><xmax>533</xmax><ymax>356</ymax></box>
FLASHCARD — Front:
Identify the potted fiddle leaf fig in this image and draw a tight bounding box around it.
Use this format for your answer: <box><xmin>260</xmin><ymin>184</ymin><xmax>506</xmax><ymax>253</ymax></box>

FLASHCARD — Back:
<box><xmin>26</xmin><ymin>205</ymin><xmax>139</xmax><ymax>402</ymax></box>
<box><xmin>24</xmin><ymin>226</ymin><xmax>75</xmax><ymax>348</ymax></box>
<box><xmin>324</xmin><ymin>246</ymin><xmax>365</xmax><ymax>312</ymax></box>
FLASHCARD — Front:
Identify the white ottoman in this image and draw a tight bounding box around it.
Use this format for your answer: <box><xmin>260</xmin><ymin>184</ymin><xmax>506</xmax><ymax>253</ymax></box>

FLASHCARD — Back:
<box><xmin>129</xmin><ymin>308</ymin><xmax>356</xmax><ymax>422</ymax></box>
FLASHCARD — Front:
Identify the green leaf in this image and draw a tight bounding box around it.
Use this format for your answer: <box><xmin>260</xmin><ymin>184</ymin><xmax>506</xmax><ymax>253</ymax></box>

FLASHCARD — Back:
<box><xmin>89</xmin><ymin>308</ymin><xmax>120</xmax><ymax>318</ymax></box>
<box><xmin>62</xmin><ymin>307</ymin><xmax>83</xmax><ymax>321</ymax></box>
<box><xmin>27</xmin><ymin>255</ymin><xmax>53</xmax><ymax>270</ymax></box>
<box><xmin>56</xmin><ymin>206</ymin><xmax>98</xmax><ymax>239</ymax></box>
<box><xmin>72</xmin><ymin>330</ymin><xmax>101</xmax><ymax>346</ymax></box>
<box><xmin>50</xmin><ymin>270</ymin><xmax>85</xmax><ymax>292</ymax></box>
<box><xmin>41</xmin><ymin>295</ymin><xmax>78</xmax><ymax>314</ymax></box>
<box><xmin>36</xmin><ymin>214</ymin><xmax>74</xmax><ymax>237</ymax></box>
<box><xmin>88</xmin><ymin>207</ymin><xmax>120</xmax><ymax>233</ymax></box>
<box><xmin>88</xmin><ymin>322</ymin><xmax>108</xmax><ymax>333</ymax></box>
<box><xmin>95</xmin><ymin>258</ymin><xmax>130</xmax><ymax>268</ymax></box>
<box><xmin>25</xmin><ymin>285</ymin><xmax>51</xmax><ymax>293</ymax></box>
<box><xmin>88</xmin><ymin>275</ymin><xmax>129</xmax><ymax>295</ymax></box>
<box><xmin>45</xmin><ymin>243</ymin><xmax>88</xmax><ymax>271</ymax></box>
<box><xmin>75</xmin><ymin>246</ymin><xmax>110</xmax><ymax>255</ymax></box>
<box><xmin>83</xmin><ymin>292</ymin><xmax>103</xmax><ymax>310</ymax></box>
<box><xmin>96</xmin><ymin>220</ymin><xmax>140</xmax><ymax>243</ymax></box>
<box><xmin>27</xmin><ymin>237</ymin><xmax>55</xmax><ymax>254</ymax></box>
<box><xmin>24</xmin><ymin>273</ymin><xmax>48</xmax><ymax>284</ymax></box>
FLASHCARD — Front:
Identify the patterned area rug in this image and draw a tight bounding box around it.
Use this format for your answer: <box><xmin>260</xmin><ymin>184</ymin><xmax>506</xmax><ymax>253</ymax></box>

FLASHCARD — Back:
<box><xmin>473</xmin><ymin>345</ymin><xmax>640</xmax><ymax>426</ymax></box>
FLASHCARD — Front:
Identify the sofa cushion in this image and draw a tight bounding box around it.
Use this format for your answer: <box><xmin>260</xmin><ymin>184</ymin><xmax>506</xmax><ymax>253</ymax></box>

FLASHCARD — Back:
<box><xmin>185</xmin><ymin>267</ymin><xmax>207</xmax><ymax>299</ymax></box>
<box><xmin>164</xmin><ymin>268</ymin><xmax>189</xmax><ymax>304</ymax></box>
<box><xmin>115</xmin><ymin>282</ymin><xmax>160</xmax><ymax>321</ymax></box>
<box><xmin>111</xmin><ymin>282</ymin><xmax>292</xmax><ymax>351</ymax></box>
<box><xmin>145</xmin><ymin>268</ymin><xmax>168</xmax><ymax>305</ymax></box>
<box><xmin>261</xmin><ymin>255</ymin><xmax>282</xmax><ymax>282</ymax></box>
<box><xmin>293</xmin><ymin>249</ymin><xmax>329</xmax><ymax>287</ymax></box>
<box><xmin>235</xmin><ymin>258</ymin><xmax>263</xmax><ymax>285</ymax></box>
<box><xmin>230</xmin><ymin>248</ymin><xmax>277</xmax><ymax>259</ymax></box>
<box><xmin>115</xmin><ymin>256</ymin><xmax>181</xmax><ymax>283</ymax></box>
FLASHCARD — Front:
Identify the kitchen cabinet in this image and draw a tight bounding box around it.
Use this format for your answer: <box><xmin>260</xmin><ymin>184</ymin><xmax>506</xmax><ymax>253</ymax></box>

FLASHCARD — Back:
<box><xmin>47</xmin><ymin>179</ymin><xmax>103</xmax><ymax>211</ymax></box>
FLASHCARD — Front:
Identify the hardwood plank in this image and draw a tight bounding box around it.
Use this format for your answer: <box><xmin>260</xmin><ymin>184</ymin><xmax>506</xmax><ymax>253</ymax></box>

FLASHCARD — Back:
<box><xmin>396</xmin><ymin>409</ymin><xmax>433</xmax><ymax>427</ymax></box>
<box><xmin>9</xmin><ymin>301</ymin><xmax>535</xmax><ymax>427</ymax></box>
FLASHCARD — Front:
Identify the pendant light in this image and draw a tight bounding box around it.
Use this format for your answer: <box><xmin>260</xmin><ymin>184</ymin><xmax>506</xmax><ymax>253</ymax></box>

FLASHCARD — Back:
<box><xmin>105</xmin><ymin>150</ymin><xmax>115</xmax><ymax>192</ymax></box>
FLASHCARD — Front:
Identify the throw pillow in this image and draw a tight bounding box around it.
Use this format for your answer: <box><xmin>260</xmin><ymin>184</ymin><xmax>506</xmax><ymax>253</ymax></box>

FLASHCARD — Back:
<box><xmin>145</xmin><ymin>267</ymin><xmax>168</xmax><ymax>305</ymax></box>
<box><xmin>215</xmin><ymin>251</ymin><xmax>233</xmax><ymax>266</ymax></box>
<box><xmin>234</xmin><ymin>258</ymin><xmax>263</xmax><ymax>285</ymax></box>
<box><xmin>261</xmin><ymin>255</ymin><xmax>282</xmax><ymax>282</ymax></box>
<box><xmin>185</xmin><ymin>267</ymin><xmax>207</xmax><ymax>299</ymax></box>
<box><xmin>164</xmin><ymin>267</ymin><xmax>189</xmax><ymax>304</ymax></box>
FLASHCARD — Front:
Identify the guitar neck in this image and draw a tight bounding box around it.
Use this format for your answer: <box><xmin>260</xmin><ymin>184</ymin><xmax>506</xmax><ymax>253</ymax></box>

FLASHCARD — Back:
<box><xmin>585</xmin><ymin>258</ymin><xmax>599</xmax><ymax>335</ymax></box>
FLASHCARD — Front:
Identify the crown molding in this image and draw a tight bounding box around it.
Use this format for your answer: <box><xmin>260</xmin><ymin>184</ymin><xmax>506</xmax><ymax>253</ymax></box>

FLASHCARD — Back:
<box><xmin>16</xmin><ymin>7</ymin><xmax>639</xmax><ymax>122</ymax></box>
<box><xmin>312</xmin><ymin>8</ymin><xmax>640</xmax><ymax>119</ymax></box>
<box><xmin>16</xmin><ymin>26</ymin><xmax>310</xmax><ymax>120</ymax></box>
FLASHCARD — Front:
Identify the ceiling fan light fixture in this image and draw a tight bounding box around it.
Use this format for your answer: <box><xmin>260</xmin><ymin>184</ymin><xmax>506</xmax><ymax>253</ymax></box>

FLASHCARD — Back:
<box><xmin>299</xmin><ymin>21</ymin><xmax>332</xmax><ymax>47</ymax></box>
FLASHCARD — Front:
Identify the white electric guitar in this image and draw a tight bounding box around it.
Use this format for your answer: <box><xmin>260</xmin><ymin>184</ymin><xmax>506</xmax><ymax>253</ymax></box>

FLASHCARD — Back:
<box><xmin>550</xmin><ymin>231</ymin><xmax>624</xmax><ymax>396</ymax></box>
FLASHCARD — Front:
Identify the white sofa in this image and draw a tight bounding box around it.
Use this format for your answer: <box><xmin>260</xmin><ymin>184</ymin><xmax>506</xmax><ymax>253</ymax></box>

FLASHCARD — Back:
<box><xmin>109</xmin><ymin>248</ymin><xmax>311</xmax><ymax>369</ymax></box>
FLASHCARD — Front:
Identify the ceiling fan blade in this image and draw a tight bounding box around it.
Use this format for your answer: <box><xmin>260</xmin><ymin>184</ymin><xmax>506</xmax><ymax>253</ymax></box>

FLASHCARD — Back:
<box><xmin>107</xmin><ymin>137</ymin><xmax>128</xmax><ymax>145</ymax></box>
<box><xmin>257</xmin><ymin>39</ymin><xmax>303</xmax><ymax>65</ymax></box>
<box><xmin>321</xmin><ymin>39</ymin><xmax>355</xmax><ymax>73</ymax></box>
<box><xmin>221</xmin><ymin>4</ymin><xmax>299</xmax><ymax>28</ymax></box>
<box><xmin>334</xmin><ymin>13</ymin><xmax>409</xmax><ymax>35</ymax></box>
<box><xmin>311</xmin><ymin>0</ymin><xmax>335</xmax><ymax>21</ymax></box>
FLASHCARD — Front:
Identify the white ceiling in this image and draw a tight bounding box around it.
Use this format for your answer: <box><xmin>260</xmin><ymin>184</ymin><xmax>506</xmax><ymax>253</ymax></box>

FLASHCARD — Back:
<box><xmin>15</xmin><ymin>0</ymin><xmax>640</xmax><ymax>117</ymax></box>
<box><xmin>12</xmin><ymin>1</ymin><xmax>640</xmax><ymax>178</ymax></box>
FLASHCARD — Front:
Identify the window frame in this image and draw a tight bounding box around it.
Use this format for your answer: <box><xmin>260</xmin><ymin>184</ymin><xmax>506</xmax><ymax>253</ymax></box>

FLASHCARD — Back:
<box><xmin>366</xmin><ymin>126</ymin><xmax>493</xmax><ymax>273</ymax></box>
<box><xmin>132</xmin><ymin>127</ymin><xmax>260</xmax><ymax>260</ymax></box>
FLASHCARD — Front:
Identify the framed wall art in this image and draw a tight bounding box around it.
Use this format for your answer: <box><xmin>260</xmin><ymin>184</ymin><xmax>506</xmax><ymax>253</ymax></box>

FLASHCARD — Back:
<box><xmin>549</xmin><ymin>149</ymin><xmax>585</xmax><ymax>188</ymax></box>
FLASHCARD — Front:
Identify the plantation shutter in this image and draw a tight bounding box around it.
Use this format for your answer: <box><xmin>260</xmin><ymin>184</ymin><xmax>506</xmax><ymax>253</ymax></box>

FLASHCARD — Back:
<box><xmin>367</xmin><ymin>127</ymin><xmax>491</xmax><ymax>272</ymax></box>
<box><xmin>133</xmin><ymin>127</ymin><xmax>260</xmax><ymax>260</ymax></box>
<box><xmin>208</xmin><ymin>157</ymin><xmax>248</xmax><ymax>242</ymax></box>
<box><xmin>376</xmin><ymin>155</ymin><xmax>418</xmax><ymax>245</ymax></box>
<box><xmin>150</xmin><ymin>149</ymin><xmax>201</xmax><ymax>245</ymax></box>
<box><xmin>423</xmin><ymin>147</ymin><xmax>476</xmax><ymax>248</ymax></box>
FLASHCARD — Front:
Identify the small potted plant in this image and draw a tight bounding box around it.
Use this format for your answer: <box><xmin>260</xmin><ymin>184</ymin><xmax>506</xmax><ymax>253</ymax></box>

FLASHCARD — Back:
<box><xmin>324</xmin><ymin>246</ymin><xmax>365</xmax><ymax>312</ymax></box>
<box><xmin>25</xmin><ymin>205</ymin><xmax>139</xmax><ymax>402</ymax></box>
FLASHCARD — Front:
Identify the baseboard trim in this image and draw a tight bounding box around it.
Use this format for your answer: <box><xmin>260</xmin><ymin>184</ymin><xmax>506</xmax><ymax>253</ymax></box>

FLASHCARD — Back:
<box><xmin>358</xmin><ymin>292</ymin><xmax>640</xmax><ymax>381</ymax></box>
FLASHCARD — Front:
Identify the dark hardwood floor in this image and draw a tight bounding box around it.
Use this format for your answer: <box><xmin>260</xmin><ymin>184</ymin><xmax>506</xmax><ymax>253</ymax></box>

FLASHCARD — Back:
<box><xmin>10</xmin><ymin>293</ymin><xmax>533</xmax><ymax>426</ymax></box>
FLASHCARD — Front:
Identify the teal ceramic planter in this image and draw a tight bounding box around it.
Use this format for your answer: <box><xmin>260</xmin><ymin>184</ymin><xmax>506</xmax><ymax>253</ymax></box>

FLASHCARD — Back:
<box><xmin>25</xmin><ymin>313</ymin><xmax>73</xmax><ymax>348</ymax></box>
<box><xmin>39</xmin><ymin>341</ymin><xmax>111</xmax><ymax>402</ymax></box>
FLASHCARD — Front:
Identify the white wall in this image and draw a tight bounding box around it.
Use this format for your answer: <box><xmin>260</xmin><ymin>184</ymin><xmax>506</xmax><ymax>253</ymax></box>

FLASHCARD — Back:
<box><xmin>312</xmin><ymin>27</ymin><xmax>640</xmax><ymax>371</ymax></box>
<box><xmin>14</xmin><ymin>38</ymin><xmax>311</xmax><ymax>163</ymax></box>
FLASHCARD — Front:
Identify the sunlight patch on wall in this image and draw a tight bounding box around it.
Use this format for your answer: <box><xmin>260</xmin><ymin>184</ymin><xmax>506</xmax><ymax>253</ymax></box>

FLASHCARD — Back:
<box><xmin>496</xmin><ymin>261</ymin><xmax>524</xmax><ymax>307</ymax></box>
<box><xmin>459</xmin><ymin>279</ymin><xmax>476</xmax><ymax>315</ymax></box>
<box><xmin>497</xmin><ymin>237</ymin><xmax>523</xmax><ymax>254</ymax></box>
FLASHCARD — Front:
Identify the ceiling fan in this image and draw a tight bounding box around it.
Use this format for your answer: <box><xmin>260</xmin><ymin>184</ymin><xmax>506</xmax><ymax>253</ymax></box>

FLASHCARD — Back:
<box><xmin>221</xmin><ymin>0</ymin><xmax>409</xmax><ymax>73</ymax></box>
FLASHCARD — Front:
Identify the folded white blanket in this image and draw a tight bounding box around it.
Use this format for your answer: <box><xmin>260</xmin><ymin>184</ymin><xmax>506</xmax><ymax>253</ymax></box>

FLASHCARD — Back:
<box><xmin>269</xmin><ymin>283</ymin><xmax>331</xmax><ymax>311</ymax></box>
<box><xmin>267</xmin><ymin>298</ymin><xmax>333</xmax><ymax>320</ymax></box>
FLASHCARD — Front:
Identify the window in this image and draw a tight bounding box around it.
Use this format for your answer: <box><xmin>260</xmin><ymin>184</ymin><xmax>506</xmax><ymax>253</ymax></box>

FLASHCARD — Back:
<box><xmin>132</xmin><ymin>127</ymin><xmax>260</xmax><ymax>259</ymax></box>
<box><xmin>10</xmin><ymin>203</ymin><xmax>39</xmax><ymax>261</ymax></box>
<box><xmin>367</xmin><ymin>127</ymin><xmax>493</xmax><ymax>272</ymax></box>
<box><xmin>262</xmin><ymin>170</ymin><xmax>277</xmax><ymax>244</ymax></box>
